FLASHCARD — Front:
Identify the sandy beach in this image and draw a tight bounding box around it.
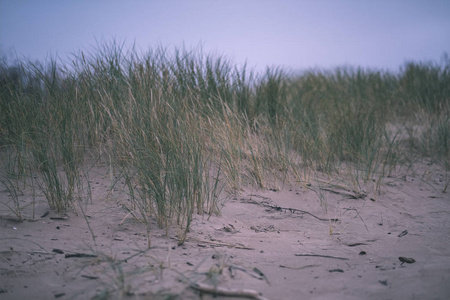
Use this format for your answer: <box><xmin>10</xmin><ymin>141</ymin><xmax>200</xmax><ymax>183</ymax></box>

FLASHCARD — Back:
<box><xmin>1</xmin><ymin>161</ymin><xmax>449</xmax><ymax>300</ymax></box>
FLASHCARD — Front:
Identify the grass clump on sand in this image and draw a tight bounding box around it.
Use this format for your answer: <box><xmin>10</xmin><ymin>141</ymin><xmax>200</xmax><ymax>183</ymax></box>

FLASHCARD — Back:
<box><xmin>1</xmin><ymin>41</ymin><xmax>449</xmax><ymax>245</ymax></box>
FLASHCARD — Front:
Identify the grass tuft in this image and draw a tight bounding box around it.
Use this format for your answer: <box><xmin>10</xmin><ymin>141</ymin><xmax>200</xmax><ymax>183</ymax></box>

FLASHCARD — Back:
<box><xmin>1</xmin><ymin>42</ymin><xmax>449</xmax><ymax>241</ymax></box>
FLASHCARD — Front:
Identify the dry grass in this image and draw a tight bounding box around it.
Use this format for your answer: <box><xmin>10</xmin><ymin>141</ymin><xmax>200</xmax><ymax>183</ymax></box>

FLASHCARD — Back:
<box><xmin>1</xmin><ymin>42</ymin><xmax>449</xmax><ymax>246</ymax></box>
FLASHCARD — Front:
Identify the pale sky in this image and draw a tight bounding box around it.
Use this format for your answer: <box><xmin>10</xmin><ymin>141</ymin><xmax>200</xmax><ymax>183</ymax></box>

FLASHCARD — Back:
<box><xmin>1</xmin><ymin>0</ymin><xmax>449</xmax><ymax>72</ymax></box>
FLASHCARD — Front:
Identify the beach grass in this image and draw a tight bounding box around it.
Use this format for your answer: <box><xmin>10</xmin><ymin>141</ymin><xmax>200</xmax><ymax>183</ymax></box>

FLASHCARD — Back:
<box><xmin>1</xmin><ymin>42</ymin><xmax>449</xmax><ymax>244</ymax></box>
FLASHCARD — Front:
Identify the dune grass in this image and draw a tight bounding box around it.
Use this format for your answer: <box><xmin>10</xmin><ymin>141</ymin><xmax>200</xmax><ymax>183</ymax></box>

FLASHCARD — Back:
<box><xmin>1</xmin><ymin>42</ymin><xmax>449</xmax><ymax>244</ymax></box>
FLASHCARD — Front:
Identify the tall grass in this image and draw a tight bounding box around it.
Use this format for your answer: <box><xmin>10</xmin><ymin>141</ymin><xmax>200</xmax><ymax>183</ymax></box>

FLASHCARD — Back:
<box><xmin>1</xmin><ymin>43</ymin><xmax>449</xmax><ymax>244</ymax></box>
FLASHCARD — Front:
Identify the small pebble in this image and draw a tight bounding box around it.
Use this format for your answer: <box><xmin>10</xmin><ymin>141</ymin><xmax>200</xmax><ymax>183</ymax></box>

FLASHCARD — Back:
<box><xmin>379</xmin><ymin>280</ymin><xmax>388</xmax><ymax>286</ymax></box>
<box><xmin>399</xmin><ymin>257</ymin><xmax>415</xmax><ymax>264</ymax></box>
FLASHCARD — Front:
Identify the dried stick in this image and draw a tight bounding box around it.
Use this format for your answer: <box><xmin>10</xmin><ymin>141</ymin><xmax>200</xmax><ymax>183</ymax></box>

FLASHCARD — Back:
<box><xmin>190</xmin><ymin>282</ymin><xmax>270</xmax><ymax>300</ymax></box>
<box><xmin>295</xmin><ymin>253</ymin><xmax>348</xmax><ymax>260</ymax></box>
<box><xmin>243</xmin><ymin>197</ymin><xmax>337</xmax><ymax>222</ymax></box>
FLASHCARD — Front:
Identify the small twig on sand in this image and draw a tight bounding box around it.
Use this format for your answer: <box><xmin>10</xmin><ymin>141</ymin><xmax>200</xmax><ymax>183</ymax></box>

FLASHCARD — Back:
<box><xmin>243</xmin><ymin>197</ymin><xmax>337</xmax><ymax>222</ymax></box>
<box><xmin>279</xmin><ymin>264</ymin><xmax>320</xmax><ymax>270</ymax></box>
<box><xmin>177</xmin><ymin>237</ymin><xmax>254</xmax><ymax>250</ymax></box>
<box><xmin>273</xmin><ymin>205</ymin><xmax>338</xmax><ymax>222</ymax></box>
<box><xmin>295</xmin><ymin>254</ymin><xmax>349</xmax><ymax>260</ymax></box>
<box><xmin>190</xmin><ymin>282</ymin><xmax>270</xmax><ymax>300</ymax></box>
<box><xmin>320</xmin><ymin>187</ymin><xmax>367</xmax><ymax>199</ymax></box>
<box><xmin>65</xmin><ymin>253</ymin><xmax>98</xmax><ymax>258</ymax></box>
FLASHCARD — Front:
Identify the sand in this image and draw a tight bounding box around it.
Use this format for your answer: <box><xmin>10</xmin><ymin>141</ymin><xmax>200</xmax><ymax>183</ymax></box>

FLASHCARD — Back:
<box><xmin>1</xmin><ymin>162</ymin><xmax>450</xmax><ymax>300</ymax></box>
